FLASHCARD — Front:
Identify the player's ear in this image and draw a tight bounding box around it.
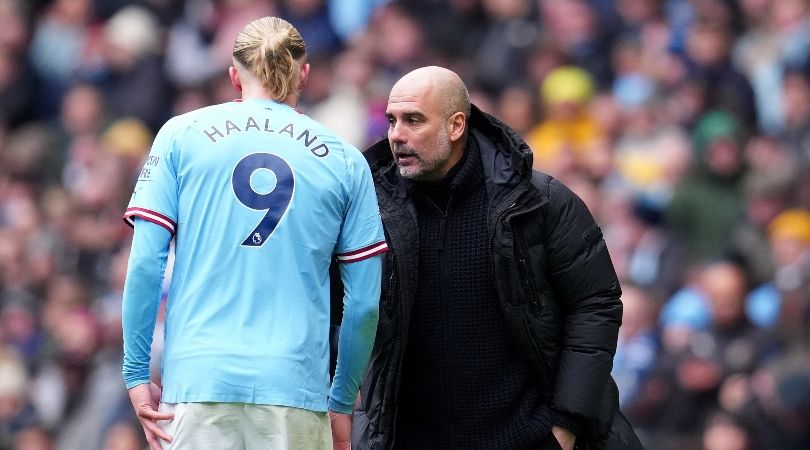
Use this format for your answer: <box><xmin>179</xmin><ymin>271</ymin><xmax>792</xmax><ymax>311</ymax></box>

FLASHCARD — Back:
<box><xmin>229</xmin><ymin>66</ymin><xmax>242</xmax><ymax>95</ymax></box>
<box><xmin>448</xmin><ymin>111</ymin><xmax>466</xmax><ymax>143</ymax></box>
<box><xmin>298</xmin><ymin>62</ymin><xmax>310</xmax><ymax>91</ymax></box>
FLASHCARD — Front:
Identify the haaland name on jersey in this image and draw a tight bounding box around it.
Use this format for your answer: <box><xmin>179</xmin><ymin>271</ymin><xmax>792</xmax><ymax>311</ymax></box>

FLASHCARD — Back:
<box><xmin>202</xmin><ymin>116</ymin><xmax>330</xmax><ymax>157</ymax></box>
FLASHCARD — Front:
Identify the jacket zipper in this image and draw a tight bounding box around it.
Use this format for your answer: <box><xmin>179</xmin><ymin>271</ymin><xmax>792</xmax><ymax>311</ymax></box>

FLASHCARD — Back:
<box><xmin>387</xmin><ymin>193</ymin><xmax>454</xmax><ymax>449</ymax></box>
<box><xmin>382</xmin><ymin>255</ymin><xmax>396</xmax><ymax>317</ymax></box>
<box><xmin>386</xmin><ymin>279</ymin><xmax>404</xmax><ymax>450</ymax></box>
<box><xmin>373</xmin><ymin>203</ymin><xmax>402</xmax><ymax>449</ymax></box>
<box><xmin>386</xmin><ymin>203</ymin><xmax>418</xmax><ymax>450</ymax></box>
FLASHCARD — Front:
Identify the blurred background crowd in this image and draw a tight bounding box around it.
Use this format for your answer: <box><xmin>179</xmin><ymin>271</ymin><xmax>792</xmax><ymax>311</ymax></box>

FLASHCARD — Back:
<box><xmin>0</xmin><ymin>0</ymin><xmax>809</xmax><ymax>449</ymax></box>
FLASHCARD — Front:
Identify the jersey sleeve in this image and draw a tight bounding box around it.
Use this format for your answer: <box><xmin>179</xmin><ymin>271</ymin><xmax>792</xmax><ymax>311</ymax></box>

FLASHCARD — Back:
<box><xmin>122</xmin><ymin>217</ymin><xmax>173</xmax><ymax>389</ymax></box>
<box><xmin>328</xmin><ymin>254</ymin><xmax>382</xmax><ymax>413</ymax></box>
<box><xmin>334</xmin><ymin>149</ymin><xmax>388</xmax><ymax>263</ymax></box>
<box><xmin>123</xmin><ymin>119</ymin><xmax>180</xmax><ymax>234</ymax></box>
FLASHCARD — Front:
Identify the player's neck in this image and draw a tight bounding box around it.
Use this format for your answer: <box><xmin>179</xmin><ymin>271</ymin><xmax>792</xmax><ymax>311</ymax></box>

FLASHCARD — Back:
<box><xmin>240</xmin><ymin>86</ymin><xmax>299</xmax><ymax>108</ymax></box>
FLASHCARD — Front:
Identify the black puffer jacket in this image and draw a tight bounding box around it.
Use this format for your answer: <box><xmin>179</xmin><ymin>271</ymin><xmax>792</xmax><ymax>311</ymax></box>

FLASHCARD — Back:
<box><xmin>352</xmin><ymin>105</ymin><xmax>643</xmax><ymax>450</ymax></box>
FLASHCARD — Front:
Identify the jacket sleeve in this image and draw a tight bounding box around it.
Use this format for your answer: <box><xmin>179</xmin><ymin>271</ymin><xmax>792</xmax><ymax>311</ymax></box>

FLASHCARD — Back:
<box><xmin>543</xmin><ymin>178</ymin><xmax>622</xmax><ymax>419</ymax></box>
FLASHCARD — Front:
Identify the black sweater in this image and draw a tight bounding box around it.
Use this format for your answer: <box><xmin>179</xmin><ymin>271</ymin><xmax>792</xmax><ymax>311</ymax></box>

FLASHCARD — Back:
<box><xmin>393</xmin><ymin>140</ymin><xmax>556</xmax><ymax>449</ymax></box>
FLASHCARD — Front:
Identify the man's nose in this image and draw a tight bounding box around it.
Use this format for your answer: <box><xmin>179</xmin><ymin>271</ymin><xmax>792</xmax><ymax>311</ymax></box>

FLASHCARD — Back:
<box><xmin>388</xmin><ymin>122</ymin><xmax>406</xmax><ymax>144</ymax></box>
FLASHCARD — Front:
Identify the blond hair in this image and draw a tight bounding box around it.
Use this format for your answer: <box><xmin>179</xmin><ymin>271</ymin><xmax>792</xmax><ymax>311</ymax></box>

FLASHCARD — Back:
<box><xmin>232</xmin><ymin>17</ymin><xmax>306</xmax><ymax>101</ymax></box>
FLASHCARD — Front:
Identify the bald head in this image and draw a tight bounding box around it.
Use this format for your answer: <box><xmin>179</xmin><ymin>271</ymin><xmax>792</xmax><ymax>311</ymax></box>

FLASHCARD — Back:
<box><xmin>385</xmin><ymin>66</ymin><xmax>471</xmax><ymax>181</ymax></box>
<box><xmin>391</xmin><ymin>66</ymin><xmax>471</xmax><ymax>120</ymax></box>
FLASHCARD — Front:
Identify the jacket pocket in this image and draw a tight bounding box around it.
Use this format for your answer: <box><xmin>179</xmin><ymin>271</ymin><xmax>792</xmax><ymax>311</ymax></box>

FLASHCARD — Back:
<box><xmin>513</xmin><ymin>222</ymin><xmax>549</xmax><ymax>318</ymax></box>
<box><xmin>516</xmin><ymin>254</ymin><xmax>543</xmax><ymax>318</ymax></box>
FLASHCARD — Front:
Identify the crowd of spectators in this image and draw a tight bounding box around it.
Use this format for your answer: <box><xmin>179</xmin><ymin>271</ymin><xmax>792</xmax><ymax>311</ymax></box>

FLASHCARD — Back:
<box><xmin>0</xmin><ymin>0</ymin><xmax>809</xmax><ymax>449</ymax></box>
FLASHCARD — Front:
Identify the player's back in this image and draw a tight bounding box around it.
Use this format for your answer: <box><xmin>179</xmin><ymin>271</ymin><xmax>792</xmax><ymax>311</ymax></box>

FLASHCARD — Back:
<box><xmin>127</xmin><ymin>99</ymin><xmax>364</xmax><ymax>409</ymax></box>
<box><xmin>168</xmin><ymin>99</ymin><xmax>348</xmax><ymax>303</ymax></box>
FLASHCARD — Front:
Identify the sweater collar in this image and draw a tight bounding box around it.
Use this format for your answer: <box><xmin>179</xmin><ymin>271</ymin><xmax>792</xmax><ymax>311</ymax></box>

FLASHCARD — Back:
<box><xmin>410</xmin><ymin>137</ymin><xmax>484</xmax><ymax>209</ymax></box>
<box><xmin>411</xmin><ymin>137</ymin><xmax>481</xmax><ymax>191</ymax></box>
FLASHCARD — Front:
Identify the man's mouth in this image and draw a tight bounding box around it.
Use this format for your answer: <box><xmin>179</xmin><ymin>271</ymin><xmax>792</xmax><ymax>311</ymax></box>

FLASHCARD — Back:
<box><xmin>394</xmin><ymin>151</ymin><xmax>419</xmax><ymax>165</ymax></box>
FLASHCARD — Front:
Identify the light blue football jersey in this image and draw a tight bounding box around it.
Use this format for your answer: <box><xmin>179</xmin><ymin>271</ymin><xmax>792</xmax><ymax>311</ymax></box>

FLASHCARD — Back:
<box><xmin>122</xmin><ymin>99</ymin><xmax>386</xmax><ymax>411</ymax></box>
